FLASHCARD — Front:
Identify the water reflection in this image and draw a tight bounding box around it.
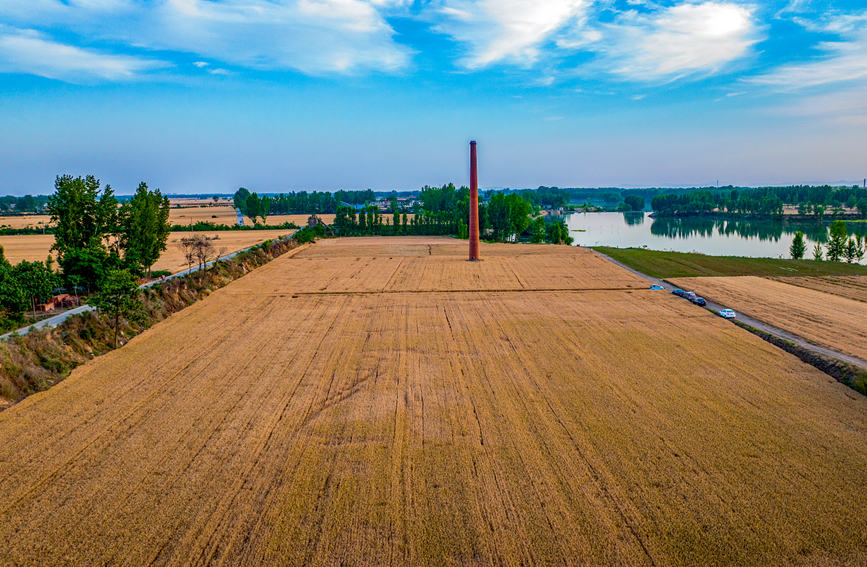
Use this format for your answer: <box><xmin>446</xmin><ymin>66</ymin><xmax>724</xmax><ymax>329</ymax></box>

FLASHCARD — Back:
<box><xmin>649</xmin><ymin>216</ymin><xmax>866</xmax><ymax>243</ymax></box>
<box><xmin>567</xmin><ymin>211</ymin><xmax>867</xmax><ymax>260</ymax></box>
<box><xmin>622</xmin><ymin>212</ymin><xmax>644</xmax><ymax>226</ymax></box>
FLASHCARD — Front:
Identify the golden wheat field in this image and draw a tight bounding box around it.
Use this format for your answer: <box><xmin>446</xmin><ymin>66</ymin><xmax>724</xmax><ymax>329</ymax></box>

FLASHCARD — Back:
<box><xmin>0</xmin><ymin>231</ymin><xmax>294</xmax><ymax>273</ymax></box>
<box><xmin>672</xmin><ymin>275</ymin><xmax>867</xmax><ymax>360</ymax></box>
<box><xmin>0</xmin><ymin>214</ymin><xmax>52</xmax><ymax>229</ymax></box>
<box><xmin>153</xmin><ymin>230</ymin><xmax>297</xmax><ymax>273</ymax></box>
<box><xmin>0</xmin><ymin>208</ymin><xmax>333</xmax><ymax>230</ymax></box>
<box><xmin>0</xmin><ymin>234</ymin><xmax>57</xmax><ymax>264</ymax></box>
<box><xmin>0</xmin><ymin>237</ymin><xmax>865</xmax><ymax>566</ymax></box>
<box><xmin>767</xmin><ymin>275</ymin><xmax>867</xmax><ymax>303</ymax></box>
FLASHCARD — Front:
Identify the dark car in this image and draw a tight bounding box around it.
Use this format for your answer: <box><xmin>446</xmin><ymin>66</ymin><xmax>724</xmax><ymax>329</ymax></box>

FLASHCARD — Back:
<box><xmin>693</xmin><ymin>297</ymin><xmax>707</xmax><ymax>306</ymax></box>
<box><xmin>672</xmin><ymin>289</ymin><xmax>684</xmax><ymax>297</ymax></box>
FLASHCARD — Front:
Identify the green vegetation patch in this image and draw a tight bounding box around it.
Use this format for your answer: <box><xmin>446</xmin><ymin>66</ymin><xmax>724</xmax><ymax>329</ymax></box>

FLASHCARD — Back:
<box><xmin>594</xmin><ymin>246</ymin><xmax>867</xmax><ymax>278</ymax></box>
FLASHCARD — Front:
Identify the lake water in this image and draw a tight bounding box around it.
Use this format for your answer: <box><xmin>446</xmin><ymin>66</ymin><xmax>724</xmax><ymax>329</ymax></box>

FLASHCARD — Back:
<box><xmin>566</xmin><ymin>212</ymin><xmax>867</xmax><ymax>261</ymax></box>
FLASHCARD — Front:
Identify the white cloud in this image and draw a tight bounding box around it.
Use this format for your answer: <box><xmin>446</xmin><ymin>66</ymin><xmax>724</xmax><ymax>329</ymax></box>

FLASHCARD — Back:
<box><xmin>749</xmin><ymin>12</ymin><xmax>867</xmax><ymax>89</ymax></box>
<box><xmin>433</xmin><ymin>0</ymin><xmax>590</xmax><ymax>68</ymax></box>
<box><xmin>0</xmin><ymin>0</ymin><xmax>412</xmax><ymax>77</ymax></box>
<box><xmin>581</xmin><ymin>2</ymin><xmax>760</xmax><ymax>81</ymax></box>
<box><xmin>0</xmin><ymin>27</ymin><xmax>167</xmax><ymax>81</ymax></box>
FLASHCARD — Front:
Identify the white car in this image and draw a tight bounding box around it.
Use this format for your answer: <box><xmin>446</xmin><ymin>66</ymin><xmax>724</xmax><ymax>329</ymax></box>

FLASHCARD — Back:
<box><xmin>719</xmin><ymin>309</ymin><xmax>736</xmax><ymax>319</ymax></box>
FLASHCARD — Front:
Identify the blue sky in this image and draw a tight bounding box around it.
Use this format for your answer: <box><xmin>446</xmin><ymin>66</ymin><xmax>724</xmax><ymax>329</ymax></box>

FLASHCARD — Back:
<box><xmin>0</xmin><ymin>0</ymin><xmax>865</xmax><ymax>195</ymax></box>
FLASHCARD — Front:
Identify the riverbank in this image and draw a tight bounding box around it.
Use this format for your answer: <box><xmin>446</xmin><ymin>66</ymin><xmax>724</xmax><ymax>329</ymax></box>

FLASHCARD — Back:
<box><xmin>592</xmin><ymin>247</ymin><xmax>867</xmax><ymax>278</ymax></box>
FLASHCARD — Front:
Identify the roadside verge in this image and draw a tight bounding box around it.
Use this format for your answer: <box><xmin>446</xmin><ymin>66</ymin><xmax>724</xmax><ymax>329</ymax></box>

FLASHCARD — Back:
<box><xmin>0</xmin><ymin>234</ymin><xmax>310</xmax><ymax>408</ymax></box>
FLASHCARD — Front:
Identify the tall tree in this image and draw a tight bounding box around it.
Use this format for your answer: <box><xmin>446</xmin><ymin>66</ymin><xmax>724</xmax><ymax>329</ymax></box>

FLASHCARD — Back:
<box><xmin>48</xmin><ymin>175</ymin><xmax>117</xmax><ymax>257</ymax></box>
<box><xmin>789</xmin><ymin>231</ymin><xmax>806</xmax><ymax>260</ymax></box>
<box><xmin>13</xmin><ymin>261</ymin><xmax>57</xmax><ymax>316</ymax></box>
<box><xmin>90</xmin><ymin>268</ymin><xmax>143</xmax><ymax>349</ymax></box>
<box><xmin>257</xmin><ymin>196</ymin><xmax>272</xmax><ymax>225</ymax></box>
<box><xmin>530</xmin><ymin>217</ymin><xmax>546</xmax><ymax>243</ymax></box>
<box><xmin>0</xmin><ymin>249</ymin><xmax>27</xmax><ymax>318</ymax></box>
<box><xmin>119</xmin><ymin>182</ymin><xmax>171</xmax><ymax>277</ymax></box>
<box><xmin>826</xmin><ymin>220</ymin><xmax>848</xmax><ymax>262</ymax></box>
<box><xmin>845</xmin><ymin>237</ymin><xmax>858</xmax><ymax>263</ymax></box>
<box><xmin>233</xmin><ymin>187</ymin><xmax>251</xmax><ymax>215</ymax></box>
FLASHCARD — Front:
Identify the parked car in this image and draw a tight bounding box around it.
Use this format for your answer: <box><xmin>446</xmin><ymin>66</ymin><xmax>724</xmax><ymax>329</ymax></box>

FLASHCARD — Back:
<box><xmin>693</xmin><ymin>297</ymin><xmax>707</xmax><ymax>306</ymax></box>
<box><xmin>650</xmin><ymin>284</ymin><xmax>664</xmax><ymax>290</ymax></box>
<box><xmin>719</xmin><ymin>309</ymin><xmax>736</xmax><ymax>319</ymax></box>
<box><xmin>672</xmin><ymin>289</ymin><xmax>684</xmax><ymax>297</ymax></box>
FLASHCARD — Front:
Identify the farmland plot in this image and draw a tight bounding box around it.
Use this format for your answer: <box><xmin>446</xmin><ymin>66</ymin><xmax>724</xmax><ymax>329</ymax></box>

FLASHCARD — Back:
<box><xmin>767</xmin><ymin>275</ymin><xmax>867</xmax><ymax>303</ymax></box>
<box><xmin>0</xmin><ymin>238</ymin><xmax>865</xmax><ymax>566</ymax></box>
<box><xmin>0</xmin><ymin>230</ymin><xmax>295</xmax><ymax>274</ymax></box>
<box><xmin>672</xmin><ymin>275</ymin><xmax>867</xmax><ymax>359</ymax></box>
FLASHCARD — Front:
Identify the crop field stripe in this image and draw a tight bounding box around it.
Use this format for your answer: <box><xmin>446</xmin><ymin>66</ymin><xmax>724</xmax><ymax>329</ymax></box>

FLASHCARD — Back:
<box><xmin>671</xmin><ymin>275</ymin><xmax>867</xmax><ymax>360</ymax></box>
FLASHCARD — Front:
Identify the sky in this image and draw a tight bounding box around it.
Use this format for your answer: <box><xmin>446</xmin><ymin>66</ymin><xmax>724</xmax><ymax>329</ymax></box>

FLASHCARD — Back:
<box><xmin>0</xmin><ymin>0</ymin><xmax>865</xmax><ymax>195</ymax></box>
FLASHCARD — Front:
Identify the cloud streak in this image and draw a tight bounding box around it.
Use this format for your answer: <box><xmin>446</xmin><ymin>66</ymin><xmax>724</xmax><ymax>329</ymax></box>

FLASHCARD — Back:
<box><xmin>0</xmin><ymin>0</ymin><xmax>412</xmax><ymax>77</ymax></box>
<box><xmin>0</xmin><ymin>27</ymin><xmax>166</xmax><ymax>81</ymax></box>
<box><xmin>749</xmin><ymin>12</ymin><xmax>867</xmax><ymax>89</ymax></box>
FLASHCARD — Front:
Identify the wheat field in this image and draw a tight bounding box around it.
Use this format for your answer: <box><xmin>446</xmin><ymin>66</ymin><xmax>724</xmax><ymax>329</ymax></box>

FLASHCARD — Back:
<box><xmin>0</xmin><ymin>208</ymin><xmax>332</xmax><ymax>230</ymax></box>
<box><xmin>767</xmin><ymin>275</ymin><xmax>867</xmax><ymax>303</ymax></box>
<box><xmin>672</xmin><ymin>275</ymin><xmax>867</xmax><ymax>359</ymax></box>
<box><xmin>0</xmin><ymin>230</ymin><xmax>294</xmax><ymax>273</ymax></box>
<box><xmin>0</xmin><ymin>238</ymin><xmax>864</xmax><ymax>566</ymax></box>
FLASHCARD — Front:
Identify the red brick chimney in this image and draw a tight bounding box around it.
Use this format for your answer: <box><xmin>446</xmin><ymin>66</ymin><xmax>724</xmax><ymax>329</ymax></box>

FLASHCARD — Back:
<box><xmin>469</xmin><ymin>140</ymin><xmax>480</xmax><ymax>261</ymax></box>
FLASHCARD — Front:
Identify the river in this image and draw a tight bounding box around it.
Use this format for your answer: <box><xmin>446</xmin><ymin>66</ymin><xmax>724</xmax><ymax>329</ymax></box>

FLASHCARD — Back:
<box><xmin>566</xmin><ymin>212</ymin><xmax>867</xmax><ymax>261</ymax></box>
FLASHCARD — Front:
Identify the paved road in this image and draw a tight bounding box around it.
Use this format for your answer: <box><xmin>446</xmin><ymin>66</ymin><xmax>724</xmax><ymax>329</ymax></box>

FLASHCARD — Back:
<box><xmin>593</xmin><ymin>249</ymin><xmax>867</xmax><ymax>371</ymax></box>
<box><xmin>0</xmin><ymin>230</ymin><xmax>299</xmax><ymax>342</ymax></box>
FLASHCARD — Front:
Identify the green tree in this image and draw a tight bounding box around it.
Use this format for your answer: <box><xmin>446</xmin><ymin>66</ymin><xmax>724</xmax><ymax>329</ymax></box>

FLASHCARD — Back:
<box><xmin>844</xmin><ymin>237</ymin><xmax>858</xmax><ymax>263</ymax></box>
<box><xmin>119</xmin><ymin>182</ymin><xmax>171</xmax><ymax>277</ymax></box>
<box><xmin>13</xmin><ymin>261</ymin><xmax>57</xmax><ymax>316</ymax></box>
<box><xmin>233</xmin><ymin>187</ymin><xmax>251</xmax><ymax>215</ymax></box>
<box><xmin>530</xmin><ymin>217</ymin><xmax>546</xmax><ymax>243</ymax></box>
<box><xmin>812</xmin><ymin>242</ymin><xmax>824</xmax><ymax>261</ymax></box>
<box><xmin>826</xmin><ymin>220</ymin><xmax>848</xmax><ymax>262</ymax></box>
<box><xmin>258</xmin><ymin>196</ymin><xmax>272</xmax><ymax>224</ymax></box>
<box><xmin>789</xmin><ymin>231</ymin><xmax>806</xmax><ymax>260</ymax></box>
<box><xmin>623</xmin><ymin>195</ymin><xmax>645</xmax><ymax>211</ymax></box>
<box><xmin>90</xmin><ymin>268</ymin><xmax>143</xmax><ymax>348</ymax></box>
<box><xmin>854</xmin><ymin>235</ymin><xmax>865</xmax><ymax>263</ymax></box>
<box><xmin>245</xmin><ymin>193</ymin><xmax>261</xmax><ymax>224</ymax></box>
<box><xmin>0</xmin><ymin>249</ymin><xmax>27</xmax><ymax>318</ymax></box>
<box><xmin>506</xmin><ymin>193</ymin><xmax>532</xmax><ymax>237</ymax></box>
<box><xmin>486</xmin><ymin>193</ymin><xmax>511</xmax><ymax>241</ymax></box>
<box><xmin>48</xmin><ymin>175</ymin><xmax>118</xmax><ymax>290</ymax></box>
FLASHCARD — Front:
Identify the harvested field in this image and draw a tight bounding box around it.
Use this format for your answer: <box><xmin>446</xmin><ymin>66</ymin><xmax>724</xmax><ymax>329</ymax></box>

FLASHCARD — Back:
<box><xmin>0</xmin><ymin>214</ymin><xmax>52</xmax><ymax>229</ymax></box>
<box><xmin>0</xmin><ymin>234</ymin><xmax>56</xmax><ymax>264</ymax></box>
<box><xmin>154</xmin><ymin>230</ymin><xmax>298</xmax><ymax>273</ymax></box>
<box><xmin>767</xmin><ymin>275</ymin><xmax>867</xmax><ymax>303</ymax></box>
<box><xmin>0</xmin><ymin>230</ymin><xmax>294</xmax><ymax>273</ymax></box>
<box><xmin>0</xmin><ymin>210</ymin><xmax>334</xmax><ymax>230</ymax></box>
<box><xmin>170</xmin><ymin>205</ymin><xmax>239</xmax><ymax>226</ymax></box>
<box><xmin>0</xmin><ymin>237</ymin><xmax>865</xmax><ymax>566</ymax></box>
<box><xmin>170</xmin><ymin>206</ymin><xmax>336</xmax><ymax>227</ymax></box>
<box><xmin>672</xmin><ymin>275</ymin><xmax>867</xmax><ymax>360</ymax></box>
